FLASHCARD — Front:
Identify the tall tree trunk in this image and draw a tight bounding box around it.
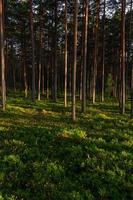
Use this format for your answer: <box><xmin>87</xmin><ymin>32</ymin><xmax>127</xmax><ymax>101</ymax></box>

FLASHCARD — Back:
<box><xmin>52</xmin><ymin>0</ymin><xmax>57</xmax><ymax>102</ymax></box>
<box><xmin>72</xmin><ymin>0</ymin><xmax>78</xmax><ymax>121</ymax></box>
<box><xmin>119</xmin><ymin>0</ymin><xmax>126</xmax><ymax>114</ymax></box>
<box><xmin>64</xmin><ymin>0</ymin><xmax>68</xmax><ymax>107</ymax></box>
<box><xmin>29</xmin><ymin>0</ymin><xmax>36</xmax><ymax>101</ymax></box>
<box><xmin>38</xmin><ymin>0</ymin><xmax>43</xmax><ymax>101</ymax></box>
<box><xmin>0</xmin><ymin>0</ymin><xmax>6</xmax><ymax>110</ymax></box>
<box><xmin>92</xmin><ymin>0</ymin><xmax>100</xmax><ymax>104</ymax></box>
<box><xmin>130</xmin><ymin>0</ymin><xmax>133</xmax><ymax>118</ymax></box>
<box><xmin>101</xmin><ymin>0</ymin><xmax>106</xmax><ymax>102</ymax></box>
<box><xmin>82</xmin><ymin>0</ymin><xmax>88</xmax><ymax>113</ymax></box>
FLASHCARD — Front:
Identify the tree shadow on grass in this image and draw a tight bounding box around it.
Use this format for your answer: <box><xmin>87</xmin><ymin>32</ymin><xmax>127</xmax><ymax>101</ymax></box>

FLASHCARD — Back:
<box><xmin>0</xmin><ymin>98</ymin><xmax>133</xmax><ymax>199</ymax></box>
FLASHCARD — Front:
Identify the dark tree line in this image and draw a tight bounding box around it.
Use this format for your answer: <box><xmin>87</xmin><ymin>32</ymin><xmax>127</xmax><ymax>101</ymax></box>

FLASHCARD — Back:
<box><xmin>0</xmin><ymin>0</ymin><xmax>133</xmax><ymax>120</ymax></box>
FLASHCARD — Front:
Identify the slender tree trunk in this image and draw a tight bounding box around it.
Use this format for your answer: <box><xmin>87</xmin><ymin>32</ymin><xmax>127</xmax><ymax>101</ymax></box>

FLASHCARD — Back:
<box><xmin>82</xmin><ymin>0</ymin><xmax>88</xmax><ymax>113</ymax></box>
<box><xmin>101</xmin><ymin>0</ymin><xmax>106</xmax><ymax>102</ymax></box>
<box><xmin>0</xmin><ymin>0</ymin><xmax>6</xmax><ymax>110</ymax></box>
<box><xmin>92</xmin><ymin>0</ymin><xmax>100</xmax><ymax>104</ymax></box>
<box><xmin>38</xmin><ymin>0</ymin><xmax>43</xmax><ymax>101</ymax></box>
<box><xmin>24</xmin><ymin>61</ymin><xmax>28</xmax><ymax>98</ymax></box>
<box><xmin>46</xmin><ymin>63</ymin><xmax>49</xmax><ymax>99</ymax></box>
<box><xmin>131</xmin><ymin>64</ymin><xmax>133</xmax><ymax>118</ymax></box>
<box><xmin>22</xmin><ymin>36</ymin><xmax>28</xmax><ymax>98</ymax></box>
<box><xmin>80</xmin><ymin>22</ymin><xmax>84</xmax><ymax>101</ymax></box>
<box><xmin>64</xmin><ymin>0</ymin><xmax>68</xmax><ymax>107</ymax></box>
<box><xmin>29</xmin><ymin>0</ymin><xmax>36</xmax><ymax>101</ymax></box>
<box><xmin>42</xmin><ymin>63</ymin><xmax>44</xmax><ymax>95</ymax></box>
<box><xmin>80</xmin><ymin>68</ymin><xmax>83</xmax><ymax>101</ymax></box>
<box><xmin>13</xmin><ymin>65</ymin><xmax>16</xmax><ymax>93</ymax></box>
<box><xmin>72</xmin><ymin>0</ymin><xmax>78</xmax><ymax>121</ymax></box>
<box><xmin>130</xmin><ymin>0</ymin><xmax>133</xmax><ymax>118</ymax></box>
<box><xmin>119</xmin><ymin>0</ymin><xmax>126</xmax><ymax>114</ymax></box>
<box><xmin>69</xmin><ymin>49</ymin><xmax>72</xmax><ymax>98</ymax></box>
<box><xmin>52</xmin><ymin>0</ymin><xmax>57</xmax><ymax>102</ymax></box>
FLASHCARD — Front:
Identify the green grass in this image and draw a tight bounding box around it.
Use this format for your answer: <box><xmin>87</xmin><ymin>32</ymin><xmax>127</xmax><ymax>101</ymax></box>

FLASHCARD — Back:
<box><xmin>0</xmin><ymin>95</ymin><xmax>133</xmax><ymax>200</ymax></box>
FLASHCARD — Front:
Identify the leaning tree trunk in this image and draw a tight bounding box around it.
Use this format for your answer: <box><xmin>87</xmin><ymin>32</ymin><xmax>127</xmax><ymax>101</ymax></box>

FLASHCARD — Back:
<box><xmin>0</xmin><ymin>0</ymin><xmax>6</xmax><ymax>110</ymax></box>
<box><xmin>72</xmin><ymin>0</ymin><xmax>78</xmax><ymax>121</ymax></box>
<box><xmin>82</xmin><ymin>0</ymin><xmax>88</xmax><ymax>113</ymax></box>
<box><xmin>119</xmin><ymin>0</ymin><xmax>126</xmax><ymax>114</ymax></box>
<box><xmin>29</xmin><ymin>0</ymin><xmax>36</xmax><ymax>101</ymax></box>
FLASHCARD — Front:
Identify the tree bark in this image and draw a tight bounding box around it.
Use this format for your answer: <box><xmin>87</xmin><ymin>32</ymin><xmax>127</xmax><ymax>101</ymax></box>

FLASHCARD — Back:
<box><xmin>38</xmin><ymin>0</ymin><xmax>43</xmax><ymax>101</ymax></box>
<box><xmin>130</xmin><ymin>0</ymin><xmax>133</xmax><ymax>118</ymax></box>
<box><xmin>119</xmin><ymin>0</ymin><xmax>126</xmax><ymax>114</ymax></box>
<box><xmin>0</xmin><ymin>0</ymin><xmax>6</xmax><ymax>110</ymax></box>
<box><xmin>92</xmin><ymin>0</ymin><xmax>100</xmax><ymax>104</ymax></box>
<box><xmin>82</xmin><ymin>0</ymin><xmax>88</xmax><ymax>113</ymax></box>
<box><xmin>52</xmin><ymin>0</ymin><xmax>57</xmax><ymax>102</ymax></box>
<box><xmin>72</xmin><ymin>0</ymin><xmax>78</xmax><ymax>121</ymax></box>
<box><xmin>101</xmin><ymin>0</ymin><xmax>106</xmax><ymax>102</ymax></box>
<box><xmin>64</xmin><ymin>0</ymin><xmax>68</xmax><ymax>107</ymax></box>
<box><xmin>29</xmin><ymin>0</ymin><xmax>36</xmax><ymax>101</ymax></box>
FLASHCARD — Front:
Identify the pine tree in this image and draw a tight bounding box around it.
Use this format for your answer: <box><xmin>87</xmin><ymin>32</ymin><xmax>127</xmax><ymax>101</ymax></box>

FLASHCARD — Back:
<box><xmin>72</xmin><ymin>0</ymin><xmax>78</xmax><ymax>121</ymax></box>
<box><xmin>0</xmin><ymin>0</ymin><xmax>6</xmax><ymax>110</ymax></box>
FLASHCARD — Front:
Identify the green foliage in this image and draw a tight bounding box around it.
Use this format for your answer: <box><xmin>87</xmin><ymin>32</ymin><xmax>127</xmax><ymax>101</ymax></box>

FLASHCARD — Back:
<box><xmin>0</xmin><ymin>95</ymin><xmax>133</xmax><ymax>200</ymax></box>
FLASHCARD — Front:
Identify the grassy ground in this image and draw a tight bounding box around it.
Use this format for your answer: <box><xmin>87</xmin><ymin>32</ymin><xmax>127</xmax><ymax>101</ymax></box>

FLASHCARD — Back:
<box><xmin>0</xmin><ymin>94</ymin><xmax>133</xmax><ymax>200</ymax></box>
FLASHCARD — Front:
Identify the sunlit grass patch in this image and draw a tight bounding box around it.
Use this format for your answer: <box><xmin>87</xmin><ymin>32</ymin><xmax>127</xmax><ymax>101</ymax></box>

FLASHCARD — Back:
<box><xmin>0</xmin><ymin>95</ymin><xmax>133</xmax><ymax>200</ymax></box>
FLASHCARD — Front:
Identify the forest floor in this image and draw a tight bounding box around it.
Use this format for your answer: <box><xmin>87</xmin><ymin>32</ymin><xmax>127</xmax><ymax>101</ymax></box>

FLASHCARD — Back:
<box><xmin>0</xmin><ymin>94</ymin><xmax>133</xmax><ymax>200</ymax></box>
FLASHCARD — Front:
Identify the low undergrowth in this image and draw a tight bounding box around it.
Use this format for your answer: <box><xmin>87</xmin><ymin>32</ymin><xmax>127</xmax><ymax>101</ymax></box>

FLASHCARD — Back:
<box><xmin>0</xmin><ymin>95</ymin><xmax>133</xmax><ymax>200</ymax></box>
